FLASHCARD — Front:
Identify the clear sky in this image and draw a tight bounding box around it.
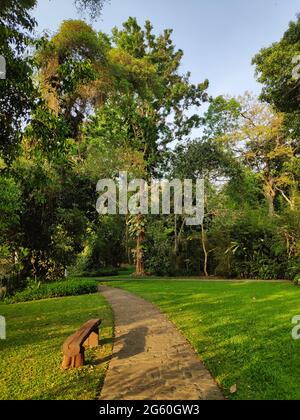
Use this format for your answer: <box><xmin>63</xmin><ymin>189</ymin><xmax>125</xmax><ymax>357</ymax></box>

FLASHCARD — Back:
<box><xmin>33</xmin><ymin>0</ymin><xmax>300</xmax><ymax>98</ymax></box>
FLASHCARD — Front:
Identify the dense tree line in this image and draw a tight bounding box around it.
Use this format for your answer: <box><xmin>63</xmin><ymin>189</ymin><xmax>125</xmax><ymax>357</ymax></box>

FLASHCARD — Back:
<box><xmin>0</xmin><ymin>3</ymin><xmax>300</xmax><ymax>294</ymax></box>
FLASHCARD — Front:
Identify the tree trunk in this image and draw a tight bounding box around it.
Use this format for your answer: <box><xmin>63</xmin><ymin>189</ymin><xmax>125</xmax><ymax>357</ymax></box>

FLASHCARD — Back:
<box><xmin>134</xmin><ymin>214</ymin><xmax>145</xmax><ymax>277</ymax></box>
<box><xmin>125</xmin><ymin>216</ymin><xmax>131</xmax><ymax>264</ymax></box>
<box><xmin>277</xmin><ymin>187</ymin><xmax>295</xmax><ymax>211</ymax></box>
<box><xmin>136</xmin><ymin>229</ymin><xmax>145</xmax><ymax>277</ymax></box>
<box><xmin>201</xmin><ymin>224</ymin><xmax>209</xmax><ymax>278</ymax></box>
<box><xmin>266</xmin><ymin>194</ymin><xmax>275</xmax><ymax>217</ymax></box>
<box><xmin>174</xmin><ymin>215</ymin><xmax>178</xmax><ymax>255</ymax></box>
<box><xmin>264</xmin><ymin>179</ymin><xmax>276</xmax><ymax>217</ymax></box>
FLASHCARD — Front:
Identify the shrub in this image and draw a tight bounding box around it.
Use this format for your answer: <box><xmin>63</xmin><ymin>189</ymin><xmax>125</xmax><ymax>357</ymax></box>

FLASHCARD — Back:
<box><xmin>144</xmin><ymin>218</ymin><xmax>202</xmax><ymax>277</ymax></box>
<box><xmin>6</xmin><ymin>279</ymin><xmax>99</xmax><ymax>304</ymax></box>
<box><xmin>210</xmin><ymin>209</ymin><xmax>292</xmax><ymax>280</ymax></box>
<box><xmin>76</xmin><ymin>268</ymin><xmax>119</xmax><ymax>278</ymax></box>
<box><xmin>294</xmin><ymin>275</ymin><xmax>300</xmax><ymax>287</ymax></box>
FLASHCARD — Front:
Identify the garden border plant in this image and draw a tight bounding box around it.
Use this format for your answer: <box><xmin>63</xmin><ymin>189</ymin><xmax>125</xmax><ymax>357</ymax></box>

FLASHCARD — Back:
<box><xmin>4</xmin><ymin>278</ymin><xmax>99</xmax><ymax>304</ymax></box>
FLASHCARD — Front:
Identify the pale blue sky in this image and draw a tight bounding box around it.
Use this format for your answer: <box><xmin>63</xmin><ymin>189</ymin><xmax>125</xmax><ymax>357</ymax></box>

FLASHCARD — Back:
<box><xmin>33</xmin><ymin>0</ymin><xmax>300</xmax><ymax>98</ymax></box>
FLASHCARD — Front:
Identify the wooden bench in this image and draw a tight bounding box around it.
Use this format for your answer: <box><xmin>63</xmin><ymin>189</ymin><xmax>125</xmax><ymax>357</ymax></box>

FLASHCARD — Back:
<box><xmin>62</xmin><ymin>319</ymin><xmax>101</xmax><ymax>370</ymax></box>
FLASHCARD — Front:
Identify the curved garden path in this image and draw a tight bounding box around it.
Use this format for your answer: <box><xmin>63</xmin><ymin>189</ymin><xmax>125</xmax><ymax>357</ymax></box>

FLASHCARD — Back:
<box><xmin>99</xmin><ymin>286</ymin><xmax>224</xmax><ymax>401</ymax></box>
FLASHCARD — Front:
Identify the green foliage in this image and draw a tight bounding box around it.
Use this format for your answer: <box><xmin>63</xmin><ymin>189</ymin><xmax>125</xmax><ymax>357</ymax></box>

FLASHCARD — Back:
<box><xmin>0</xmin><ymin>175</ymin><xmax>22</xmax><ymax>235</ymax></box>
<box><xmin>253</xmin><ymin>15</ymin><xmax>300</xmax><ymax>145</ymax></box>
<box><xmin>109</xmin><ymin>17</ymin><xmax>209</xmax><ymax>166</ymax></box>
<box><xmin>75</xmin><ymin>268</ymin><xmax>119</xmax><ymax>277</ymax></box>
<box><xmin>7</xmin><ymin>150</ymin><xmax>96</xmax><ymax>283</ymax></box>
<box><xmin>253</xmin><ymin>15</ymin><xmax>300</xmax><ymax>113</ymax></box>
<box><xmin>0</xmin><ymin>175</ymin><xmax>24</xmax><ymax>286</ymax></box>
<box><xmin>36</xmin><ymin>19</ymin><xmax>113</xmax><ymax>141</ymax></box>
<box><xmin>203</xmin><ymin>96</ymin><xmax>241</xmax><ymax>139</ymax></box>
<box><xmin>0</xmin><ymin>0</ymin><xmax>37</xmax><ymax>161</ymax></box>
<box><xmin>208</xmin><ymin>208</ymin><xmax>300</xmax><ymax>280</ymax></box>
<box><xmin>293</xmin><ymin>274</ymin><xmax>300</xmax><ymax>286</ymax></box>
<box><xmin>173</xmin><ymin>138</ymin><xmax>240</xmax><ymax>180</ymax></box>
<box><xmin>0</xmin><ymin>1</ymin><xmax>108</xmax><ymax>160</ymax></box>
<box><xmin>25</xmin><ymin>104</ymin><xmax>70</xmax><ymax>156</ymax></box>
<box><xmin>220</xmin><ymin>212</ymin><xmax>286</xmax><ymax>279</ymax></box>
<box><xmin>80</xmin><ymin>217</ymin><xmax>126</xmax><ymax>271</ymax></box>
<box><xmin>143</xmin><ymin>217</ymin><xmax>202</xmax><ymax>276</ymax></box>
<box><xmin>144</xmin><ymin>218</ymin><xmax>176</xmax><ymax>276</ymax></box>
<box><xmin>6</xmin><ymin>278</ymin><xmax>99</xmax><ymax>303</ymax></box>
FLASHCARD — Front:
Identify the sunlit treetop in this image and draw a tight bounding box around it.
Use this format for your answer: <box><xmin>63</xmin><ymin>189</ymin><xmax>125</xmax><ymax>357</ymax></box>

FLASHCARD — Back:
<box><xmin>253</xmin><ymin>14</ymin><xmax>300</xmax><ymax>113</ymax></box>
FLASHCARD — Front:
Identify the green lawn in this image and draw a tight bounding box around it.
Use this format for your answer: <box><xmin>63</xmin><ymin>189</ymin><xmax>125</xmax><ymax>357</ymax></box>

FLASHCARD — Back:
<box><xmin>0</xmin><ymin>293</ymin><xmax>113</xmax><ymax>400</ymax></box>
<box><xmin>101</xmin><ymin>279</ymin><xmax>300</xmax><ymax>400</ymax></box>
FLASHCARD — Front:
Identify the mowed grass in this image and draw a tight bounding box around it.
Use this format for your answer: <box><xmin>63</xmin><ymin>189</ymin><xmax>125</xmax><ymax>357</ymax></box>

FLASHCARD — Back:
<box><xmin>103</xmin><ymin>279</ymin><xmax>300</xmax><ymax>400</ymax></box>
<box><xmin>0</xmin><ymin>293</ymin><xmax>113</xmax><ymax>400</ymax></box>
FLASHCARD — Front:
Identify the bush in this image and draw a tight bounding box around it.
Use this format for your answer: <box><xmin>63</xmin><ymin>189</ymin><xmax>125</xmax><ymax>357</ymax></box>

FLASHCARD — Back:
<box><xmin>6</xmin><ymin>279</ymin><xmax>99</xmax><ymax>304</ymax></box>
<box><xmin>294</xmin><ymin>275</ymin><xmax>300</xmax><ymax>287</ymax></box>
<box><xmin>144</xmin><ymin>218</ymin><xmax>202</xmax><ymax>277</ymax></box>
<box><xmin>210</xmin><ymin>209</ymin><xmax>292</xmax><ymax>280</ymax></box>
<box><xmin>76</xmin><ymin>268</ymin><xmax>119</xmax><ymax>278</ymax></box>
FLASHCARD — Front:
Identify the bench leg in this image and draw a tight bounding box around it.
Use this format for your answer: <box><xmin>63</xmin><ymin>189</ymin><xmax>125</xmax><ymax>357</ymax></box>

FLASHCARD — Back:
<box><xmin>73</xmin><ymin>350</ymin><xmax>85</xmax><ymax>368</ymax></box>
<box><xmin>62</xmin><ymin>355</ymin><xmax>72</xmax><ymax>370</ymax></box>
<box><xmin>88</xmin><ymin>330</ymin><xmax>99</xmax><ymax>348</ymax></box>
<box><xmin>83</xmin><ymin>328</ymin><xmax>99</xmax><ymax>349</ymax></box>
<box><xmin>62</xmin><ymin>350</ymin><xmax>85</xmax><ymax>370</ymax></box>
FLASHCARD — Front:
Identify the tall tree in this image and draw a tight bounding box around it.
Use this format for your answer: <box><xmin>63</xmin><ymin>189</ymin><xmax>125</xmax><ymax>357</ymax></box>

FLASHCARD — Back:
<box><xmin>173</xmin><ymin>139</ymin><xmax>240</xmax><ymax>276</ymax></box>
<box><xmin>203</xmin><ymin>94</ymin><xmax>298</xmax><ymax>216</ymax></box>
<box><xmin>88</xmin><ymin>18</ymin><xmax>209</xmax><ymax>275</ymax></box>
<box><xmin>0</xmin><ymin>0</ymin><xmax>37</xmax><ymax>161</ymax></box>
<box><xmin>36</xmin><ymin>20</ymin><xmax>112</xmax><ymax>141</ymax></box>
<box><xmin>0</xmin><ymin>0</ymin><xmax>109</xmax><ymax>162</ymax></box>
<box><xmin>253</xmin><ymin>15</ymin><xmax>300</xmax><ymax>113</ymax></box>
<box><xmin>253</xmin><ymin>14</ymin><xmax>300</xmax><ymax>150</ymax></box>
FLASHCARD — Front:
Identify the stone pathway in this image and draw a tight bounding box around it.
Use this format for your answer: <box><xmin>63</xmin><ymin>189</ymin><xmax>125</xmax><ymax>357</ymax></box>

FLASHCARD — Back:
<box><xmin>99</xmin><ymin>286</ymin><xmax>224</xmax><ymax>401</ymax></box>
